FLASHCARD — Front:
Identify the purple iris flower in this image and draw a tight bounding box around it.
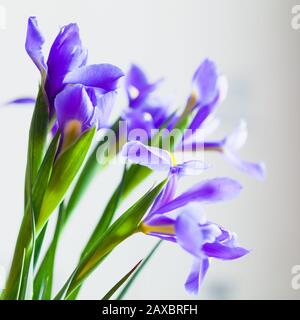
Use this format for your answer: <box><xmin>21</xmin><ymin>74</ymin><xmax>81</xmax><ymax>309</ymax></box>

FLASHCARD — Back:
<box><xmin>187</xmin><ymin>59</ymin><xmax>228</xmax><ymax>132</ymax></box>
<box><xmin>141</xmin><ymin>203</ymin><xmax>248</xmax><ymax>294</ymax></box>
<box><xmin>182</xmin><ymin>120</ymin><xmax>266</xmax><ymax>180</ymax></box>
<box><xmin>122</xmin><ymin>140</ymin><xmax>247</xmax><ymax>293</ymax></box>
<box><xmin>122</xmin><ymin>64</ymin><xmax>170</xmax><ymax>136</ymax></box>
<box><xmin>25</xmin><ymin>16</ymin><xmax>123</xmax><ymax>119</ymax></box>
<box><xmin>175</xmin><ymin>204</ymin><xmax>249</xmax><ymax>294</ymax></box>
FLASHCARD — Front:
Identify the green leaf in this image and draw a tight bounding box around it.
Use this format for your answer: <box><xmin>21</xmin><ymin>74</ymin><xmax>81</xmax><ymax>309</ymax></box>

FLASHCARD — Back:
<box><xmin>24</xmin><ymin>86</ymin><xmax>49</xmax><ymax>207</ymax></box>
<box><xmin>60</xmin><ymin>179</ymin><xmax>166</xmax><ymax>299</ymax></box>
<box><xmin>33</xmin><ymin>203</ymin><xmax>65</xmax><ymax>300</ymax></box>
<box><xmin>117</xmin><ymin>240</ymin><xmax>162</xmax><ymax>300</ymax></box>
<box><xmin>64</xmin><ymin>119</ymin><xmax>120</xmax><ymax>224</ymax></box>
<box><xmin>80</xmin><ymin>165</ymin><xmax>128</xmax><ymax>261</ymax></box>
<box><xmin>53</xmin><ymin>267</ymin><xmax>79</xmax><ymax>300</ymax></box>
<box><xmin>31</xmin><ymin>132</ymin><xmax>60</xmax><ymax>221</ymax></box>
<box><xmin>102</xmin><ymin>260</ymin><xmax>142</xmax><ymax>300</ymax></box>
<box><xmin>37</xmin><ymin>127</ymin><xmax>96</xmax><ymax>231</ymax></box>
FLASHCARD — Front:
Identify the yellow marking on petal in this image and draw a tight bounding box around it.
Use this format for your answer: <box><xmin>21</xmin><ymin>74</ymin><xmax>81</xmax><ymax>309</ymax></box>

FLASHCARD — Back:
<box><xmin>166</xmin><ymin>150</ymin><xmax>177</xmax><ymax>166</ymax></box>
<box><xmin>62</xmin><ymin>120</ymin><xmax>82</xmax><ymax>151</ymax></box>
<box><xmin>140</xmin><ymin>223</ymin><xmax>175</xmax><ymax>236</ymax></box>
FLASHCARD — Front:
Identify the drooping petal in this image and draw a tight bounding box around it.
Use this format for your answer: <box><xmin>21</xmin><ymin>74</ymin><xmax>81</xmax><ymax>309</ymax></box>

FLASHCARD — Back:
<box><xmin>185</xmin><ymin>257</ymin><xmax>209</xmax><ymax>294</ymax></box>
<box><xmin>54</xmin><ymin>84</ymin><xmax>96</xmax><ymax>132</ymax></box>
<box><xmin>121</xmin><ymin>141</ymin><xmax>172</xmax><ymax>171</ymax></box>
<box><xmin>153</xmin><ymin>177</ymin><xmax>242</xmax><ymax>214</ymax></box>
<box><xmin>202</xmin><ymin>242</ymin><xmax>249</xmax><ymax>260</ymax></box>
<box><xmin>64</xmin><ymin>64</ymin><xmax>124</xmax><ymax>91</ymax></box>
<box><xmin>225</xmin><ymin>120</ymin><xmax>248</xmax><ymax>150</ymax></box>
<box><xmin>192</xmin><ymin>59</ymin><xmax>218</xmax><ymax>106</ymax></box>
<box><xmin>224</xmin><ymin>150</ymin><xmax>266</xmax><ymax>180</ymax></box>
<box><xmin>25</xmin><ymin>17</ymin><xmax>47</xmax><ymax>74</ymax></box>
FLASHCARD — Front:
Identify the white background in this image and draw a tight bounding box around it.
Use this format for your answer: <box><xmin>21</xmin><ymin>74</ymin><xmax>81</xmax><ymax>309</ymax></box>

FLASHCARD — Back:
<box><xmin>0</xmin><ymin>0</ymin><xmax>299</xmax><ymax>299</ymax></box>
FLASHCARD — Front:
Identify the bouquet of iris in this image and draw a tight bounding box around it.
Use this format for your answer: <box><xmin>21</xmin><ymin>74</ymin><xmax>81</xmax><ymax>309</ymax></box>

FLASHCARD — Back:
<box><xmin>0</xmin><ymin>17</ymin><xmax>265</xmax><ymax>300</ymax></box>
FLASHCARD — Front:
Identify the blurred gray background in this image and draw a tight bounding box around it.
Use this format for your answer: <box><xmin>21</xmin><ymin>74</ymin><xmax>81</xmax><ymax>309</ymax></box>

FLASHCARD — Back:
<box><xmin>0</xmin><ymin>0</ymin><xmax>299</xmax><ymax>299</ymax></box>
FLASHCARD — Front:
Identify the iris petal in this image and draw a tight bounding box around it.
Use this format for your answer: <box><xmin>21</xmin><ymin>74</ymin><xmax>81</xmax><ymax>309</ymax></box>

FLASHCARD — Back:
<box><xmin>25</xmin><ymin>17</ymin><xmax>47</xmax><ymax>74</ymax></box>
<box><xmin>64</xmin><ymin>64</ymin><xmax>124</xmax><ymax>91</ymax></box>
<box><xmin>153</xmin><ymin>177</ymin><xmax>242</xmax><ymax>214</ymax></box>
<box><xmin>122</xmin><ymin>141</ymin><xmax>172</xmax><ymax>171</ymax></box>
<box><xmin>55</xmin><ymin>84</ymin><xmax>96</xmax><ymax>132</ymax></box>
<box><xmin>203</xmin><ymin>242</ymin><xmax>249</xmax><ymax>260</ymax></box>
<box><xmin>185</xmin><ymin>257</ymin><xmax>209</xmax><ymax>294</ymax></box>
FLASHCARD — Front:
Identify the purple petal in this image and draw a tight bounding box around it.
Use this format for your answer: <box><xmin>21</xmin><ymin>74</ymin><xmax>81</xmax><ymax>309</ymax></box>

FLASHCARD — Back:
<box><xmin>188</xmin><ymin>94</ymin><xmax>219</xmax><ymax>132</ymax></box>
<box><xmin>51</xmin><ymin>121</ymin><xmax>59</xmax><ymax>136</ymax></box>
<box><xmin>5</xmin><ymin>97</ymin><xmax>36</xmax><ymax>105</ymax></box>
<box><xmin>123</xmin><ymin>109</ymin><xmax>155</xmax><ymax>137</ymax></box>
<box><xmin>175</xmin><ymin>206</ymin><xmax>206</xmax><ymax>257</ymax></box>
<box><xmin>224</xmin><ymin>150</ymin><xmax>266</xmax><ymax>180</ymax></box>
<box><xmin>45</xmin><ymin>23</ymin><xmax>88</xmax><ymax>108</ymax></box>
<box><xmin>87</xmin><ymin>89</ymin><xmax>117</xmax><ymax>128</ymax></box>
<box><xmin>54</xmin><ymin>84</ymin><xmax>96</xmax><ymax>132</ymax></box>
<box><xmin>148</xmin><ymin>173</ymin><xmax>178</xmax><ymax>216</ymax></box>
<box><xmin>64</xmin><ymin>64</ymin><xmax>124</xmax><ymax>91</ymax></box>
<box><xmin>225</xmin><ymin>120</ymin><xmax>248</xmax><ymax>150</ymax></box>
<box><xmin>121</xmin><ymin>141</ymin><xmax>172</xmax><ymax>171</ymax></box>
<box><xmin>126</xmin><ymin>64</ymin><xmax>161</xmax><ymax>108</ymax></box>
<box><xmin>25</xmin><ymin>17</ymin><xmax>47</xmax><ymax>74</ymax></box>
<box><xmin>176</xmin><ymin>160</ymin><xmax>209</xmax><ymax>176</ymax></box>
<box><xmin>192</xmin><ymin>59</ymin><xmax>218</xmax><ymax>106</ymax></box>
<box><xmin>185</xmin><ymin>257</ymin><xmax>209</xmax><ymax>295</ymax></box>
<box><xmin>153</xmin><ymin>177</ymin><xmax>242</xmax><ymax>214</ymax></box>
<box><xmin>203</xmin><ymin>242</ymin><xmax>249</xmax><ymax>260</ymax></box>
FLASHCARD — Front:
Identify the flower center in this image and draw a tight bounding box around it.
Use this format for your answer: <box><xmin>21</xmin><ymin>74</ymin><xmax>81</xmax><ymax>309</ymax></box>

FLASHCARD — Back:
<box><xmin>62</xmin><ymin>119</ymin><xmax>82</xmax><ymax>151</ymax></box>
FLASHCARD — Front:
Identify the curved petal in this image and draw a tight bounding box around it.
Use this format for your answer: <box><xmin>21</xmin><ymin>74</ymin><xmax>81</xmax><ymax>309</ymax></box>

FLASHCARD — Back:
<box><xmin>188</xmin><ymin>94</ymin><xmax>219</xmax><ymax>132</ymax></box>
<box><xmin>192</xmin><ymin>59</ymin><xmax>218</xmax><ymax>106</ymax></box>
<box><xmin>64</xmin><ymin>64</ymin><xmax>124</xmax><ymax>91</ymax></box>
<box><xmin>126</xmin><ymin>64</ymin><xmax>161</xmax><ymax>108</ymax></box>
<box><xmin>202</xmin><ymin>242</ymin><xmax>249</xmax><ymax>260</ymax></box>
<box><xmin>185</xmin><ymin>257</ymin><xmax>209</xmax><ymax>294</ymax></box>
<box><xmin>224</xmin><ymin>150</ymin><xmax>266</xmax><ymax>180</ymax></box>
<box><xmin>175</xmin><ymin>206</ymin><xmax>207</xmax><ymax>257</ymax></box>
<box><xmin>121</xmin><ymin>141</ymin><xmax>172</xmax><ymax>171</ymax></box>
<box><xmin>46</xmin><ymin>23</ymin><xmax>88</xmax><ymax>107</ymax></box>
<box><xmin>153</xmin><ymin>177</ymin><xmax>242</xmax><ymax>214</ymax></box>
<box><xmin>25</xmin><ymin>17</ymin><xmax>47</xmax><ymax>74</ymax></box>
<box><xmin>86</xmin><ymin>89</ymin><xmax>117</xmax><ymax>128</ymax></box>
<box><xmin>54</xmin><ymin>84</ymin><xmax>96</xmax><ymax>131</ymax></box>
<box><xmin>148</xmin><ymin>173</ymin><xmax>178</xmax><ymax>216</ymax></box>
<box><xmin>225</xmin><ymin>120</ymin><xmax>248</xmax><ymax>150</ymax></box>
